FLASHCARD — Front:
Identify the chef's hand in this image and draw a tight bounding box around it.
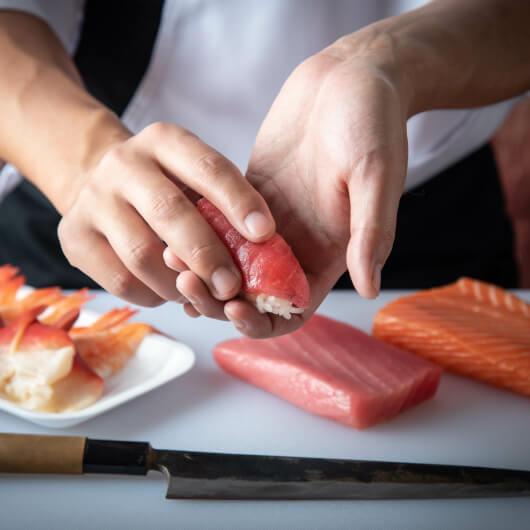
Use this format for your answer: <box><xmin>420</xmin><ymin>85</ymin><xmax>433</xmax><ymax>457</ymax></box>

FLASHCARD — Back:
<box><xmin>223</xmin><ymin>0</ymin><xmax>530</xmax><ymax>338</ymax></box>
<box><xmin>58</xmin><ymin>123</ymin><xmax>275</xmax><ymax>312</ymax></box>
<box><xmin>0</xmin><ymin>12</ymin><xmax>275</xmax><ymax>316</ymax></box>
<box><xmin>222</xmin><ymin>37</ymin><xmax>409</xmax><ymax>337</ymax></box>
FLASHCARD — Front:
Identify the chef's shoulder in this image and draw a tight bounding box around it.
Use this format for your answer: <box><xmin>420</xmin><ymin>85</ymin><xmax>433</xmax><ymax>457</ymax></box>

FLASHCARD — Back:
<box><xmin>0</xmin><ymin>0</ymin><xmax>83</xmax><ymax>54</ymax></box>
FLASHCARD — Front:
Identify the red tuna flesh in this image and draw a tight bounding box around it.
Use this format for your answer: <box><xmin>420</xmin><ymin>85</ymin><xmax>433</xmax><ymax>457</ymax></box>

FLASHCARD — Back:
<box><xmin>197</xmin><ymin>198</ymin><xmax>310</xmax><ymax>309</ymax></box>
<box><xmin>214</xmin><ymin>314</ymin><xmax>442</xmax><ymax>429</ymax></box>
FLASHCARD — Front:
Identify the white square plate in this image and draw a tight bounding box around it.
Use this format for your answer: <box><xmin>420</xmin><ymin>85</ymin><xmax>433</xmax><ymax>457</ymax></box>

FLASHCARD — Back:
<box><xmin>0</xmin><ymin>309</ymin><xmax>195</xmax><ymax>428</ymax></box>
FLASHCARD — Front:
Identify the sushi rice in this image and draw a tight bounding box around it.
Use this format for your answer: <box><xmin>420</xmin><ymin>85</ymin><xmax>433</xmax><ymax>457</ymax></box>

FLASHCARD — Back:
<box><xmin>251</xmin><ymin>294</ymin><xmax>304</xmax><ymax>320</ymax></box>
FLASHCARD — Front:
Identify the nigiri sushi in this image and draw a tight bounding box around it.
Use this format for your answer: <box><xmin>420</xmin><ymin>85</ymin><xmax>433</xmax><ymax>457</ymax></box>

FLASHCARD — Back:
<box><xmin>198</xmin><ymin>198</ymin><xmax>310</xmax><ymax>319</ymax></box>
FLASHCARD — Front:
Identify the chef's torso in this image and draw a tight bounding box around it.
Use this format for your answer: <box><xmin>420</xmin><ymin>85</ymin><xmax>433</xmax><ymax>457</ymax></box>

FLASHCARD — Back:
<box><xmin>0</xmin><ymin>0</ymin><xmax>519</xmax><ymax>193</ymax></box>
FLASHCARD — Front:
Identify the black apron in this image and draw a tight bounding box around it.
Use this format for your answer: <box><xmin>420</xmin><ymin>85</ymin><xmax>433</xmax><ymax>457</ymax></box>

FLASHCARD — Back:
<box><xmin>0</xmin><ymin>1</ymin><xmax>518</xmax><ymax>290</ymax></box>
<box><xmin>335</xmin><ymin>143</ymin><xmax>518</xmax><ymax>289</ymax></box>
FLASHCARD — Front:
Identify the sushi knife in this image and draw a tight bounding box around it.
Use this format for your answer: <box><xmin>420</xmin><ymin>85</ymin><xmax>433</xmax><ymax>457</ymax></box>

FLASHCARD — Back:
<box><xmin>1</xmin><ymin>433</ymin><xmax>529</xmax><ymax>500</ymax></box>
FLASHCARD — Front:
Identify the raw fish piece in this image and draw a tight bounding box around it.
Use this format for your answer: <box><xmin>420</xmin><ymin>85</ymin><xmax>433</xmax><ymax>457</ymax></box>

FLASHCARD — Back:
<box><xmin>214</xmin><ymin>314</ymin><xmax>442</xmax><ymax>429</ymax></box>
<box><xmin>70</xmin><ymin>308</ymin><xmax>152</xmax><ymax>378</ymax></box>
<box><xmin>373</xmin><ymin>277</ymin><xmax>530</xmax><ymax>397</ymax></box>
<box><xmin>197</xmin><ymin>198</ymin><xmax>310</xmax><ymax>318</ymax></box>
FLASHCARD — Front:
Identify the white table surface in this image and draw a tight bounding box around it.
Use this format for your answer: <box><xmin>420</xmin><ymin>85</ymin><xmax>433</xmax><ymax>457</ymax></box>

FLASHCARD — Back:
<box><xmin>1</xmin><ymin>290</ymin><xmax>529</xmax><ymax>530</ymax></box>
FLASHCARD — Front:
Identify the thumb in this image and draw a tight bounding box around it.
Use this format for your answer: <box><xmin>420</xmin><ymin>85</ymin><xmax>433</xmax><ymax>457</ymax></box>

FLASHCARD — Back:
<box><xmin>346</xmin><ymin>149</ymin><xmax>407</xmax><ymax>298</ymax></box>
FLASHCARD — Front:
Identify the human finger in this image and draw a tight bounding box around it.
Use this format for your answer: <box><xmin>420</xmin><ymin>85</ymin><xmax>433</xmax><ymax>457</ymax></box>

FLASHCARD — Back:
<box><xmin>183</xmin><ymin>302</ymin><xmax>201</xmax><ymax>318</ymax></box>
<box><xmin>93</xmin><ymin>198</ymin><xmax>181</xmax><ymax>302</ymax></box>
<box><xmin>346</xmin><ymin>148</ymin><xmax>406</xmax><ymax>298</ymax></box>
<box><xmin>223</xmin><ymin>298</ymin><xmax>306</xmax><ymax>338</ymax></box>
<box><xmin>58</xmin><ymin>220</ymin><xmax>165</xmax><ymax>306</ymax></box>
<box><xmin>135</xmin><ymin>122</ymin><xmax>276</xmax><ymax>242</ymax></box>
<box><xmin>121</xmin><ymin>163</ymin><xmax>242</xmax><ymax>301</ymax></box>
<box><xmin>177</xmin><ymin>270</ymin><xmax>228</xmax><ymax>321</ymax></box>
<box><xmin>163</xmin><ymin>247</ymin><xmax>188</xmax><ymax>272</ymax></box>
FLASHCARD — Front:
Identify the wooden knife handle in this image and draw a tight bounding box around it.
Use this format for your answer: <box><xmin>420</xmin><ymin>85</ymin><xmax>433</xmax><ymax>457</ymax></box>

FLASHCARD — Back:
<box><xmin>0</xmin><ymin>433</ymin><xmax>86</xmax><ymax>474</ymax></box>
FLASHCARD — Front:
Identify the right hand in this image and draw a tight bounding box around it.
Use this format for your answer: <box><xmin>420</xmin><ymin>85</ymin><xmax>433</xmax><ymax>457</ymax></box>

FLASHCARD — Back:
<box><xmin>58</xmin><ymin>122</ymin><xmax>275</xmax><ymax>316</ymax></box>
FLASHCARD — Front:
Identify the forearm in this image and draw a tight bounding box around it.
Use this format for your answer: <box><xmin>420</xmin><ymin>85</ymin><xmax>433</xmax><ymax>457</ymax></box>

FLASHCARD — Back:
<box><xmin>326</xmin><ymin>0</ymin><xmax>530</xmax><ymax>117</ymax></box>
<box><xmin>0</xmin><ymin>11</ymin><xmax>130</xmax><ymax>213</ymax></box>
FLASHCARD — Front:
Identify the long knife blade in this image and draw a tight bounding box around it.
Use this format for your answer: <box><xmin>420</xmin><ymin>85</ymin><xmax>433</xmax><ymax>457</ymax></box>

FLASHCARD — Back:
<box><xmin>2</xmin><ymin>434</ymin><xmax>529</xmax><ymax>500</ymax></box>
<box><xmin>151</xmin><ymin>449</ymin><xmax>530</xmax><ymax>500</ymax></box>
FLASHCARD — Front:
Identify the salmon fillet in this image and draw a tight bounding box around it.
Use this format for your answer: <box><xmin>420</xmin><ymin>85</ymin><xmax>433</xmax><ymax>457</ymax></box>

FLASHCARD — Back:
<box><xmin>373</xmin><ymin>277</ymin><xmax>530</xmax><ymax>397</ymax></box>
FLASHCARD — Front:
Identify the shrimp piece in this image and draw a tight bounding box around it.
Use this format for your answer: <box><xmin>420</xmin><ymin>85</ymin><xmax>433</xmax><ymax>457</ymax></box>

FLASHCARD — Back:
<box><xmin>70</xmin><ymin>307</ymin><xmax>137</xmax><ymax>334</ymax></box>
<box><xmin>0</xmin><ymin>307</ymin><xmax>102</xmax><ymax>412</ymax></box>
<box><xmin>0</xmin><ymin>307</ymin><xmax>77</xmax><ymax>409</ymax></box>
<box><xmin>40</xmin><ymin>288</ymin><xmax>93</xmax><ymax>330</ymax></box>
<box><xmin>0</xmin><ymin>264</ymin><xmax>19</xmax><ymax>284</ymax></box>
<box><xmin>36</xmin><ymin>355</ymin><xmax>103</xmax><ymax>413</ymax></box>
<box><xmin>71</xmin><ymin>308</ymin><xmax>152</xmax><ymax>378</ymax></box>
<box><xmin>0</xmin><ymin>287</ymin><xmax>64</xmax><ymax>325</ymax></box>
<box><xmin>0</xmin><ymin>307</ymin><xmax>45</xmax><ymax>385</ymax></box>
<box><xmin>0</xmin><ymin>275</ymin><xmax>25</xmax><ymax>308</ymax></box>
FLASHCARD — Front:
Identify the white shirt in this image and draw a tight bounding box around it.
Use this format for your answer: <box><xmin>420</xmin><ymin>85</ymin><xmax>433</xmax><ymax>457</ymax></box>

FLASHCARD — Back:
<box><xmin>0</xmin><ymin>0</ymin><xmax>519</xmax><ymax>199</ymax></box>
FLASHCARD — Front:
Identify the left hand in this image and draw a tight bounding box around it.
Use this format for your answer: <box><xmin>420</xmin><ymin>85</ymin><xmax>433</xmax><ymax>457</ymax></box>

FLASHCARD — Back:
<box><xmin>223</xmin><ymin>35</ymin><xmax>411</xmax><ymax>337</ymax></box>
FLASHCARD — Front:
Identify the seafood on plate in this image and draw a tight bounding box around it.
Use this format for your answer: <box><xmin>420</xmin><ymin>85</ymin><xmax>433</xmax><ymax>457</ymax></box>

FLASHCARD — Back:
<box><xmin>0</xmin><ymin>307</ymin><xmax>103</xmax><ymax>412</ymax></box>
<box><xmin>0</xmin><ymin>264</ymin><xmax>153</xmax><ymax>412</ymax></box>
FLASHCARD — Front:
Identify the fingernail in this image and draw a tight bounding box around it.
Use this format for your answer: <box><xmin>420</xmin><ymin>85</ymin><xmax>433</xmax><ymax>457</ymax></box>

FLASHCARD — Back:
<box><xmin>372</xmin><ymin>263</ymin><xmax>382</xmax><ymax>295</ymax></box>
<box><xmin>244</xmin><ymin>211</ymin><xmax>272</xmax><ymax>239</ymax></box>
<box><xmin>212</xmin><ymin>267</ymin><xmax>239</xmax><ymax>298</ymax></box>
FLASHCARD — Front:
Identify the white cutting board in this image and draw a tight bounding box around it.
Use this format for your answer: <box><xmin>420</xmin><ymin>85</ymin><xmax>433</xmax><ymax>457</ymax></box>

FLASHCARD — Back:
<box><xmin>1</xmin><ymin>290</ymin><xmax>529</xmax><ymax>530</ymax></box>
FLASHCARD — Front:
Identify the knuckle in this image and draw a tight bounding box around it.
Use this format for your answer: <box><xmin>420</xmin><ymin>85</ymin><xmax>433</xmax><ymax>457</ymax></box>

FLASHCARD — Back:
<box><xmin>141</xmin><ymin>121</ymin><xmax>172</xmax><ymax>142</ymax></box>
<box><xmin>194</xmin><ymin>152</ymin><xmax>231</xmax><ymax>181</ymax></box>
<box><xmin>77</xmin><ymin>177</ymin><xmax>103</xmax><ymax>205</ymax></box>
<box><xmin>126</xmin><ymin>240</ymin><xmax>159</xmax><ymax>270</ymax></box>
<box><xmin>108</xmin><ymin>270</ymin><xmax>138</xmax><ymax>300</ymax></box>
<box><xmin>57</xmin><ymin>218</ymin><xmax>82</xmax><ymax>263</ymax></box>
<box><xmin>188</xmin><ymin>242</ymin><xmax>218</xmax><ymax>267</ymax></box>
<box><xmin>176</xmin><ymin>127</ymin><xmax>198</xmax><ymax>142</ymax></box>
<box><xmin>57</xmin><ymin>217</ymin><xmax>71</xmax><ymax>246</ymax></box>
<box><xmin>148</xmin><ymin>191</ymin><xmax>186</xmax><ymax>220</ymax></box>
<box><xmin>101</xmin><ymin>144</ymin><xmax>132</xmax><ymax>169</ymax></box>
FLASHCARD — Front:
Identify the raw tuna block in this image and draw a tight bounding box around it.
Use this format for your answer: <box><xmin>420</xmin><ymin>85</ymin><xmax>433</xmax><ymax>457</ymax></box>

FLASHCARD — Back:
<box><xmin>214</xmin><ymin>314</ymin><xmax>442</xmax><ymax>429</ymax></box>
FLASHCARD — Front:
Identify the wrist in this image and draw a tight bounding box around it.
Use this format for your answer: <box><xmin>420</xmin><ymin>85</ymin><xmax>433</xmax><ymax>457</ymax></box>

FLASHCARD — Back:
<box><xmin>322</xmin><ymin>5</ymin><xmax>472</xmax><ymax>120</ymax></box>
<box><xmin>322</xmin><ymin>23</ymin><xmax>419</xmax><ymax>120</ymax></box>
<box><xmin>48</xmin><ymin>109</ymin><xmax>131</xmax><ymax>215</ymax></box>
